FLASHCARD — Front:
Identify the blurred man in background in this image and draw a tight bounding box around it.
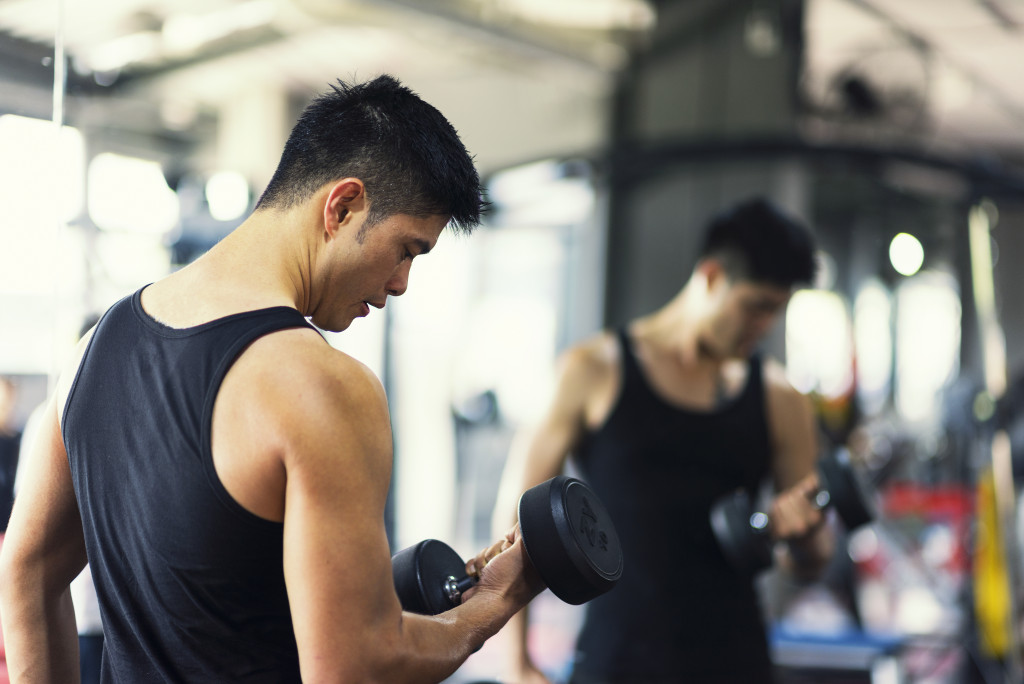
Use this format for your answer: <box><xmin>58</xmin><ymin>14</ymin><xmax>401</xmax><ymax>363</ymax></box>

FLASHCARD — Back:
<box><xmin>496</xmin><ymin>198</ymin><xmax>834</xmax><ymax>683</ymax></box>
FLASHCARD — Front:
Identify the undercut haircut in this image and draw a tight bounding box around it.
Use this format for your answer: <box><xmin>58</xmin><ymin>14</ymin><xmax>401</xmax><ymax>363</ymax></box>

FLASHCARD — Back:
<box><xmin>255</xmin><ymin>75</ymin><xmax>485</xmax><ymax>234</ymax></box>
<box><xmin>699</xmin><ymin>197</ymin><xmax>817</xmax><ymax>288</ymax></box>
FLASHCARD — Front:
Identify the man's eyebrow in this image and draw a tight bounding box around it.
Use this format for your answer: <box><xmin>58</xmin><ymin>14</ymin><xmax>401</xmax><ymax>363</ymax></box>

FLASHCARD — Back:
<box><xmin>412</xmin><ymin>238</ymin><xmax>432</xmax><ymax>255</ymax></box>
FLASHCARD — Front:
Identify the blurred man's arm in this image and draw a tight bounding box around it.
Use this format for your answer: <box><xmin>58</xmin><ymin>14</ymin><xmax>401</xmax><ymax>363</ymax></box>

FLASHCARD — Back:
<box><xmin>764</xmin><ymin>360</ymin><xmax>835</xmax><ymax>581</ymax></box>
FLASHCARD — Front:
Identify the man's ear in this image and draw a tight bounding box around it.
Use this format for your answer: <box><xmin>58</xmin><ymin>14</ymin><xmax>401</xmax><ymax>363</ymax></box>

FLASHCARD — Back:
<box><xmin>696</xmin><ymin>258</ymin><xmax>726</xmax><ymax>290</ymax></box>
<box><xmin>323</xmin><ymin>178</ymin><xmax>366</xmax><ymax>238</ymax></box>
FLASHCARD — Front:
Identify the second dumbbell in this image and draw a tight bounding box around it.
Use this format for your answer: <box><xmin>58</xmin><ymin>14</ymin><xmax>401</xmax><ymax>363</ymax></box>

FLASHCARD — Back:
<box><xmin>709</xmin><ymin>448</ymin><xmax>875</xmax><ymax>575</ymax></box>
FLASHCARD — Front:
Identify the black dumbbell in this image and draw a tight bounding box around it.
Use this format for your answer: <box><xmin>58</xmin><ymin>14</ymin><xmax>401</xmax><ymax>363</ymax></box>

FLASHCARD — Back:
<box><xmin>392</xmin><ymin>475</ymin><xmax>623</xmax><ymax>615</ymax></box>
<box><xmin>709</xmin><ymin>448</ymin><xmax>876</xmax><ymax>575</ymax></box>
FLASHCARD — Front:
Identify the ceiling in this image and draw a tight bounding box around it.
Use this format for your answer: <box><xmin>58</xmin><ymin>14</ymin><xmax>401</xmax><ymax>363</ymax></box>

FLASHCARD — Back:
<box><xmin>0</xmin><ymin>0</ymin><xmax>1022</xmax><ymax>176</ymax></box>
<box><xmin>803</xmin><ymin>0</ymin><xmax>1024</xmax><ymax>162</ymax></box>
<box><xmin>0</xmin><ymin>0</ymin><xmax>654</xmax><ymax>175</ymax></box>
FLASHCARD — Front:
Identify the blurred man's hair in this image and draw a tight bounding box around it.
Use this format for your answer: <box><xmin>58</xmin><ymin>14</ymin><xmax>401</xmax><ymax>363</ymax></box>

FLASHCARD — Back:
<box><xmin>699</xmin><ymin>197</ymin><xmax>816</xmax><ymax>288</ymax></box>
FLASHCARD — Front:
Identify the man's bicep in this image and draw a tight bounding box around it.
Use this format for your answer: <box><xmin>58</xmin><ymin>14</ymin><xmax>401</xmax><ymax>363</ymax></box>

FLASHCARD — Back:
<box><xmin>768</xmin><ymin>380</ymin><xmax>819</xmax><ymax>491</ymax></box>
<box><xmin>3</xmin><ymin>394</ymin><xmax>87</xmax><ymax>585</ymax></box>
<box><xmin>281</xmin><ymin>372</ymin><xmax>401</xmax><ymax>680</ymax></box>
<box><xmin>532</xmin><ymin>347</ymin><xmax>602</xmax><ymax>466</ymax></box>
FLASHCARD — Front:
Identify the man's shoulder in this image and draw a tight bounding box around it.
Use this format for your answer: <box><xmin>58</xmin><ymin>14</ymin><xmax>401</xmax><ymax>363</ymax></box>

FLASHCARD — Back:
<box><xmin>552</xmin><ymin>330</ymin><xmax>623</xmax><ymax>403</ymax></box>
<box><xmin>235</xmin><ymin>328</ymin><xmax>385</xmax><ymax>410</ymax></box>
<box><xmin>758</xmin><ymin>355</ymin><xmax>814</xmax><ymax>427</ymax></box>
<box><xmin>759</xmin><ymin>356</ymin><xmax>800</xmax><ymax>396</ymax></box>
<box><xmin>562</xmin><ymin>330</ymin><xmax>620</xmax><ymax>376</ymax></box>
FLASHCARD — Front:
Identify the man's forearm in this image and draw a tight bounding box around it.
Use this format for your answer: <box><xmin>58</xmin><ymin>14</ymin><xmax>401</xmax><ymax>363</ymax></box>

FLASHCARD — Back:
<box><xmin>1</xmin><ymin>585</ymin><xmax>81</xmax><ymax>683</ymax></box>
<box><xmin>320</xmin><ymin>590</ymin><xmax>521</xmax><ymax>684</ymax></box>
<box><xmin>780</xmin><ymin>525</ymin><xmax>835</xmax><ymax>582</ymax></box>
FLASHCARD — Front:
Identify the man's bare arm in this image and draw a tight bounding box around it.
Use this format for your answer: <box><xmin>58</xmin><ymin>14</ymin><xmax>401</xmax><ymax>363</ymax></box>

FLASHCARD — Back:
<box><xmin>276</xmin><ymin>352</ymin><xmax>542</xmax><ymax>683</ymax></box>
<box><xmin>0</xmin><ymin>390</ymin><xmax>88</xmax><ymax>683</ymax></box>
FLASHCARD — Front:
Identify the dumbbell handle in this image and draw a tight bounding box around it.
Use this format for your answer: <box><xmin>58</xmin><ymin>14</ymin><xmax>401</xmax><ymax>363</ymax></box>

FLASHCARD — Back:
<box><xmin>392</xmin><ymin>539</ymin><xmax>497</xmax><ymax>616</ymax></box>
<box><xmin>443</xmin><ymin>574</ymin><xmax>478</xmax><ymax>604</ymax></box>
<box><xmin>746</xmin><ymin>487</ymin><xmax>831</xmax><ymax>535</ymax></box>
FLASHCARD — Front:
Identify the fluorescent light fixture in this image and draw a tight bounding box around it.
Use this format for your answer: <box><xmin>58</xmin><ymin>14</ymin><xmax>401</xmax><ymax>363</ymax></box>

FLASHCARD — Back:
<box><xmin>82</xmin><ymin>31</ymin><xmax>161</xmax><ymax>73</ymax></box>
<box><xmin>501</xmin><ymin>0</ymin><xmax>655</xmax><ymax>30</ymax></box>
<box><xmin>163</xmin><ymin>0</ymin><xmax>278</xmax><ymax>56</ymax></box>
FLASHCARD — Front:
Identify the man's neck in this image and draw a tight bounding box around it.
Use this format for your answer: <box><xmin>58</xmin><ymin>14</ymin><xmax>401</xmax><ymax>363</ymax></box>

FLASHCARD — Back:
<box><xmin>142</xmin><ymin>207</ymin><xmax>319</xmax><ymax>328</ymax></box>
<box><xmin>640</xmin><ymin>293</ymin><xmax>713</xmax><ymax>369</ymax></box>
<box><xmin>203</xmin><ymin>209</ymin><xmax>315</xmax><ymax>312</ymax></box>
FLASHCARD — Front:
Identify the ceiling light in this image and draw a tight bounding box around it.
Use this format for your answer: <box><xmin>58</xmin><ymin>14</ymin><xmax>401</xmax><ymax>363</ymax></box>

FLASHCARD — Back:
<box><xmin>889</xmin><ymin>232</ymin><xmax>924</xmax><ymax>277</ymax></box>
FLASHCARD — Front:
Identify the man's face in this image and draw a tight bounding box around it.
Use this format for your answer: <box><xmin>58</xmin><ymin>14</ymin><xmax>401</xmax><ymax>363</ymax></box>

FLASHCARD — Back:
<box><xmin>312</xmin><ymin>212</ymin><xmax>448</xmax><ymax>332</ymax></box>
<box><xmin>701</xmin><ymin>278</ymin><xmax>792</xmax><ymax>359</ymax></box>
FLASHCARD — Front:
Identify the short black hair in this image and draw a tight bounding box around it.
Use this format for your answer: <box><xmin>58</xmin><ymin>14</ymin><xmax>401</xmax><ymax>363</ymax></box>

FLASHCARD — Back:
<box><xmin>255</xmin><ymin>74</ymin><xmax>485</xmax><ymax>233</ymax></box>
<box><xmin>699</xmin><ymin>197</ymin><xmax>816</xmax><ymax>288</ymax></box>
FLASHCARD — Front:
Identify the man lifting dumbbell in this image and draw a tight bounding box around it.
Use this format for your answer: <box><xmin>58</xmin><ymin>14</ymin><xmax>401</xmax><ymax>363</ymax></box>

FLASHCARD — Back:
<box><xmin>712</xmin><ymin>448</ymin><xmax>875</xmax><ymax>575</ymax></box>
<box><xmin>494</xmin><ymin>198</ymin><xmax>835</xmax><ymax>684</ymax></box>
<box><xmin>1</xmin><ymin>75</ymin><xmax>547</xmax><ymax>683</ymax></box>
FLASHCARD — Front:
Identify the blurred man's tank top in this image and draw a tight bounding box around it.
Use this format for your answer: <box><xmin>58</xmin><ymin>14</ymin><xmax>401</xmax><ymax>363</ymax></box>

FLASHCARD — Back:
<box><xmin>571</xmin><ymin>328</ymin><xmax>775</xmax><ymax>683</ymax></box>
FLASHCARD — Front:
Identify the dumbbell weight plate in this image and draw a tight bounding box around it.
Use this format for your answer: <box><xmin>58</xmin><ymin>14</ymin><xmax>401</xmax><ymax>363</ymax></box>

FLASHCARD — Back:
<box><xmin>391</xmin><ymin>539</ymin><xmax>465</xmax><ymax>615</ymax></box>
<box><xmin>709</xmin><ymin>489</ymin><xmax>774</xmax><ymax>575</ymax></box>
<box><xmin>517</xmin><ymin>475</ymin><xmax>623</xmax><ymax>605</ymax></box>
<box><xmin>818</xmin><ymin>448</ymin><xmax>875</xmax><ymax>531</ymax></box>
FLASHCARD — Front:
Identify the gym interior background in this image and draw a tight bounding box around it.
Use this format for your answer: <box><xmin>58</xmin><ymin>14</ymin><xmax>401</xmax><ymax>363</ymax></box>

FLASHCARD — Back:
<box><xmin>2</xmin><ymin>0</ymin><xmax>1024</xmax><ymax>681</ymax></box>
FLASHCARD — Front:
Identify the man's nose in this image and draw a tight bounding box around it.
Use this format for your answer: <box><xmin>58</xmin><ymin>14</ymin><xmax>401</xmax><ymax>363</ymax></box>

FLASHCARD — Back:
<box><xmin>386</xmin><ymin>260</ymin><xmax>411</xmax><ymax>297</ymax></box>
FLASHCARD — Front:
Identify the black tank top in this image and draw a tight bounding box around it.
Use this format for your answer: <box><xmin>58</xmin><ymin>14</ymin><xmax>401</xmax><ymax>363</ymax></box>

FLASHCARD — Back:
<box><xmin>571</xmin><ymin>329</ymin><xmax>775</xmax><ymax>683</ymax></box>
<box><xmin>63</xmin><ymin>288</ymin><xmax>314</xmax><ymax>682</ymax></box>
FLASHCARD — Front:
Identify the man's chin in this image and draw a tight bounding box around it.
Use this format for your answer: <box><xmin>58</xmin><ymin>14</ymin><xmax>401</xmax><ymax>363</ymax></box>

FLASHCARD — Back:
<box><xmin>310</xmin><ymin>315</ymin><xmax>352</xmax><ymax>334</ymax></box>
<box><xmin>734</xmin><ymin>340</ymin><xmax>759</xmax><ymax>358</ymax></box>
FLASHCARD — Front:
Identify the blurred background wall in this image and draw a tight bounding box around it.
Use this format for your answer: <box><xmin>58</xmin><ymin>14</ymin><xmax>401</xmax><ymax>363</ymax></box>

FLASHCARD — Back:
<box><xmin>4</xmin><ymin>1</ymin><xmax>1024</xmax><ymax>682</ymax></box>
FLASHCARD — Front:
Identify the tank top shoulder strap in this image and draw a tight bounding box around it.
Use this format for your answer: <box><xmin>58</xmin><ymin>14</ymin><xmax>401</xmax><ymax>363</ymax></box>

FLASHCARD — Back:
<box><xmin>735</xmin><ymin>352</ymin><xmax>771</xmax><ymax>494</ymax></box>
<box><xmin>745</xmin><ymin>353</ymin><xmax>764</xmax><ymax>399</ymax></box>
<box><xmin>607</xmin><ymin>325</ymin><xmax>667</xmax><ymax>424</ymax></box>
<box><xmin>616</xmin><ymin>326</ymin><xmax>644</xmax><ymax>389</ymax></box>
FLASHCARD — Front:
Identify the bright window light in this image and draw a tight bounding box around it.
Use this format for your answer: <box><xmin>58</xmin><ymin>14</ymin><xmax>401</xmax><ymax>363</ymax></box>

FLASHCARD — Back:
<box><xmin>785</xmin><ymin>290</ymin><xmax>854</xmax><ymax>398</ymax></box>
<box><xmin>854</xmin><ymin>279</ymin><xmax>893</xmax><ymax>415</ymax></box>
<box><xmin>0</xmin><ymin>114</ymin><xmax>87</xmax><ymax>374</ymax></box>
<box><xmin>889</xmin><ymin>232</ymin><xmax>924</xmax><ymax>277</ymax></box>
<box><xmin>88</xmin><ymin>153</ymin><xmax>180</xmax><ymax>234</ymax></box>
<box><xmin>895</xmin><ymin>272</ymin><xmax>961</xmax><ymax>423</ymax></box>
<box><xmin>205</xmin><ymin>171</ymin><xmax>250</xmax><ymax>222</ymax></box>
<box><xmin>488</xmin><ymin>160</ymin><xmax>594</xmax><ymax>226</ymax></box>
<box><xmin>94</xmin><ymin>232</ymin><xmax>172</xmax><ymax>291</ymax></box>
<box><xmin>0</xmin><ymin>114</ymin><xmax>84</xmax><ymax>225</ymax></box>
<box><xmin>0</xmin><ymin>115</ymin><xmax>85</xmax><ymax>298</ymax></box>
